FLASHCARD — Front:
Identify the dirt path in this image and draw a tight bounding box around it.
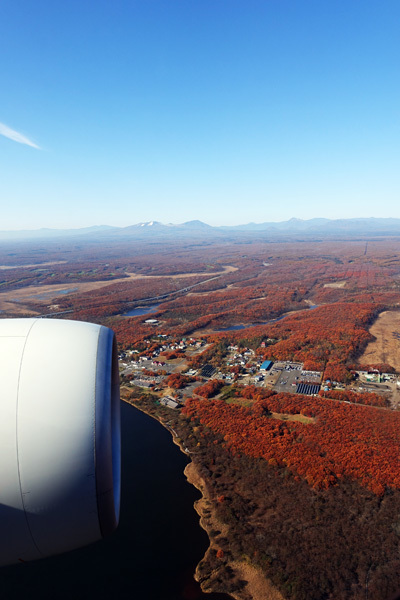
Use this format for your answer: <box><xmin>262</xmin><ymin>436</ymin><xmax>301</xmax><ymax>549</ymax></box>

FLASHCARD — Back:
<box><xmin>358</xmin><ymin>310</ymin><xmax>400</xmax><ymax>371</ymax></box>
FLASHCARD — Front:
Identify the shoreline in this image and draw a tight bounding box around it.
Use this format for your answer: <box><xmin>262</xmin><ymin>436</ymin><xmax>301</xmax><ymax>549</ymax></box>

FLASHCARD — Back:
<box><xmin>122</xmin><ymin>396</ymin><xmax>284</xmax><ymax>600</ymax></box>
<box><xmin>184</xmin><ymin>461</ymin><xmax>284</xmax><ymax>600</ymax></box>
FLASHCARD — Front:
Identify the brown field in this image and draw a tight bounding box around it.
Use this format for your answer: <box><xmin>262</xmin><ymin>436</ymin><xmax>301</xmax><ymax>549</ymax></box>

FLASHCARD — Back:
<box><xmin>271</xmin><ymin>412</ymin><xmax>315</xmax><ymax>424</ymax></box>
<box><xmin>0</xmin><ymin>261</ymin><xmax>67</xmax><ymax>270</ymax></box>
<box><xmin>125</xmin><ymin>265</ymin><xmax>237</xmax><ymax>280</ymax></box>
<box><xmin>323</xmin><ymin>280</ymin><xmax>347</xmax><ymax>288</ymax></box>
<box><xmin>0</xmin><ymin>265</ymin><xmax>237</xmax><ymax>315</ymax></box>
<box><xmin>358</xmin><ymin>310</ymin><xmax>400</xmax><ymax>371</ymax></box>
<box><xmin>0</xmin><ymin>276</ymin><xmax>136</xmax><ymax>314</ymax></box>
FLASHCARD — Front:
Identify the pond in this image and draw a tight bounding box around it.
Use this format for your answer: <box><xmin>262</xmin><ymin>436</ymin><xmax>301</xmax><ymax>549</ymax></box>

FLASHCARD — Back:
<box><xmin>122</xmin><ymin>304</ymin><xmax>161</xmax><ymax>317</ymax></box>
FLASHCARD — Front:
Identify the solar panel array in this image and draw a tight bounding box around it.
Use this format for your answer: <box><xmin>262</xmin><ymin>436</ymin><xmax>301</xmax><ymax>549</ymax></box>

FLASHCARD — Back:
<box><xmin>296</xmin><ymin>383</ymin><xmax>321</xmax><ymax>395</ymax></box>
<box><xmin>201</xmin><ymin>364</ymin><xmax>216</xmax><ymax>378</ymax></box>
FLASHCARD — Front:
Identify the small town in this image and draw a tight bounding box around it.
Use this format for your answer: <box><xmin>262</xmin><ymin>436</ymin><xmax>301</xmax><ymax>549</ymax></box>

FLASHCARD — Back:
<box><xmin>119</xmin><ymin>332</ymin><xmax>400</xmax><ymax>409</ymax></box>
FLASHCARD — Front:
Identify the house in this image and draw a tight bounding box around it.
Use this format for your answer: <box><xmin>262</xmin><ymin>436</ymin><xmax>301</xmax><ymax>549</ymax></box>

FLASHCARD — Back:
<box><xmin>160</xmin><ymin>397</ymin><xmax>180</xmax><ymax>409</ymax></box>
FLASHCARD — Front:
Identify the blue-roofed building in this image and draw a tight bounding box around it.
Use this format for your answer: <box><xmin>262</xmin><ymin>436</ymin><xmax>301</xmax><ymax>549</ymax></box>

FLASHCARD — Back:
<box><xmin>260</xmin><ymin>360</ymin><xmax>273</xmax><ymax>371</ymax></box>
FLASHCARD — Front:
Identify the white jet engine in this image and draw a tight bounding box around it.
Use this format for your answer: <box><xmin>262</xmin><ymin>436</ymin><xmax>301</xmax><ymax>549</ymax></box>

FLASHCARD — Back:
<box><xmin>0</xmin><ymin>318</ymin><xmax>121</xmax><ymax>566</ymax></box>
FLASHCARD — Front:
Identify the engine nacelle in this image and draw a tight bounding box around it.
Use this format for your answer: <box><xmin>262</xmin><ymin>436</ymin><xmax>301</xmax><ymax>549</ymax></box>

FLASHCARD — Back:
<box><xmin>0</xmin><ymin>318</ymin><xmax>120</xmax><ymax>566</ymax></box>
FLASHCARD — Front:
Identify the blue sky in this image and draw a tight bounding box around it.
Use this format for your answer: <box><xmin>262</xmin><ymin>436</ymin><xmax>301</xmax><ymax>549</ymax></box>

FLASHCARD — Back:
<box><xmin>1</xmin><ymin>0</ymin><xmax>399</xmax><ymax>230</ymax></box>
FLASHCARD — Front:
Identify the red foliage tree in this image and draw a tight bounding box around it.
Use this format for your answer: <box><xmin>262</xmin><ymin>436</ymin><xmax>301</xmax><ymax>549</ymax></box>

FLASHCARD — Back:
<box><xmin>183</xmin><ymin>391</ymin><xmax>400</xmax><ymax>496</ymax></box>
<box><xmin>166</xmin><ymin>373</ymin><xmax>193</xmax><ymax>389</ymax></box>
<box><xmin>194</xmin><ymin>380</ymin><xmax>224</xmax><ymax>399</ymax></box>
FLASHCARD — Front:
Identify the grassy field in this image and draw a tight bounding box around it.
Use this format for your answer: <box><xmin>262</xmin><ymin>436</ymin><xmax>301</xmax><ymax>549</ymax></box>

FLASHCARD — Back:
<box><xmin>358</xmin><ymin>310</ymin><xmax>400</xmax><ymax>371</ymax></box>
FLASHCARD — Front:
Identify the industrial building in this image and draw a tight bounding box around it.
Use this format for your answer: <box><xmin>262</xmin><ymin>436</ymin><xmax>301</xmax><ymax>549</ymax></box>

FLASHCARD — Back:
<box><xmin>260</xmin><ymin>360</ymin><xmax>273</xmax><ymax>371</ymax></box>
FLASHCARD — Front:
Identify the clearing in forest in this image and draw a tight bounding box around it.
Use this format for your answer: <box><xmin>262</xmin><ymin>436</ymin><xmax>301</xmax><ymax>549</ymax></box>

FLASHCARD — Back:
<box><xmin>358</xmin><ymin>310</ymin><xmax>400</xmax><ymax>371</ymax></box>
<box><xmin>323</xmin><ymin>280</ymin><xmax>347</xmax><ymax>288</ymax></box>
<box><xmin>225</xmin><ymin>398</ymin><xmax>315</xmax><ymax>424</ymax></box>
<box><xmin>271</xmin><ymin>412</ymin><xmax>315</xmax><ymax>424</ymax></box>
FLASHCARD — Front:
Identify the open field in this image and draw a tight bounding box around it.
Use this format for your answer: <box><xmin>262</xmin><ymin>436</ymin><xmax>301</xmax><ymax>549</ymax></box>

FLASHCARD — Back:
<box><xmin>271</xmin><ymin>412</ymin><xmax>315</xmax><ymax>424</ymax></box>
<box><xmin>0</xmin><ymin>275</ymin><xmax>137</xmax><ymax>314</ymax></box>
<box><xmin>0</xmin><ymin>261</ymin><xmax>67</xmax><ymax>270</ymax></box>
<box><xmin>0</xmin><ymin>265</ymin><xmax>237</xmax><ymax>315</ymax></box>
<box><xmin>358</xmin><ymin>310</ymin><xmax>400</xmax><ymax>371</ymax></box>
<box><xmin>125</xmin><ymin>265</ymin><xmax>237</xmax><ymax>280</ymax></box>
<box><xmin>323</xmin><ymin>280</ymin><xmax>347</xmax><ymax>288</ymax></box>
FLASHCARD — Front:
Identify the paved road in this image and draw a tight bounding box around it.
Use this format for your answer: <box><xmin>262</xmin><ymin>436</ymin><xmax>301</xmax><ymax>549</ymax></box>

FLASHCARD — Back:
<box><xmin>39</xmin><ymin>274</ymin><xmax>224</xmax><ymax>318</ymax></box>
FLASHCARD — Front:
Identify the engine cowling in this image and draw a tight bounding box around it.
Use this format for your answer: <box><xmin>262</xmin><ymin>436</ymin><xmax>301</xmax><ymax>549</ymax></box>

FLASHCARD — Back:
<box><xmin>0</xmin><ymin>318</ymin><xmax>120</xmax><ymax>566</ymax></box>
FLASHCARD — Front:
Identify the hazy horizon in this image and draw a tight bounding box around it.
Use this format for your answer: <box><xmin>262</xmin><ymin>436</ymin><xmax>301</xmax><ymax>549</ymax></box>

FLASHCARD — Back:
<box><xmin>2</xmin><ymin>215</ymin><xmax>400</xmax><ymax>240</ymax></box>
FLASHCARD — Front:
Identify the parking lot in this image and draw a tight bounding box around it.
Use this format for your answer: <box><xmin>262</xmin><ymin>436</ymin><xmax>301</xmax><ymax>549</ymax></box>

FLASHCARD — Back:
<box><xmin>273</xmin><ymin>362</ymin><xmax>304</xmax><ymax>393</ymax></box>
<box><xmin>273</xmin><ymin>362</ymin><xmax>321</xmax><ymax>394</ymax></box>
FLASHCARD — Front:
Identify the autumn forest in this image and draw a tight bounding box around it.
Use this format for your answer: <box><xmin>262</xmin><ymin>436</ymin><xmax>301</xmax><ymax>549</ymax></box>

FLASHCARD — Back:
<box><xmin>2</xmin><ymin>232</ymin><xmax>400</xmax><ymax>599</ymax></box>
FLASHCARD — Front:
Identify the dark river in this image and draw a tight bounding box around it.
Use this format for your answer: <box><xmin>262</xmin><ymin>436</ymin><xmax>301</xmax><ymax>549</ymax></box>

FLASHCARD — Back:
<box><xmin>216</xmin><ymin>305</ymin><xmax>319</xmax><ymax>332</ymax></box>
<box><xmin>0</xmin><ymin>403</ymin><xmax>232</xmax><ymax>600</ymax></box>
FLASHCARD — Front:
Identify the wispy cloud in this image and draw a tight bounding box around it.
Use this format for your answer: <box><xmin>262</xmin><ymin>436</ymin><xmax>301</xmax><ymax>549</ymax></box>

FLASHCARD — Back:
<box><xmin>0</xmin><ymin>122</ymin><xmax>40</xmax><ymax>149</ymax></box>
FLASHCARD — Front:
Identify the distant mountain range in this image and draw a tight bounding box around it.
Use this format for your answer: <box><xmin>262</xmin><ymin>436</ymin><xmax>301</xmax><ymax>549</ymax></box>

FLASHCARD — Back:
<box><xmin>1</xmin><ymin>218</ymin><xmax>400</xmax><ymax>241</ymax></box>
<box><xmin>220</xmin><ymin>217</ymin><xmax>400</xmax><ymax>233</ymax></box>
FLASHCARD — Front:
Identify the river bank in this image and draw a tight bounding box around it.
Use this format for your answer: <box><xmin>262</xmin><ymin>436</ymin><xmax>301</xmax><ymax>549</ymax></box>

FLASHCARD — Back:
<box><xmin>184</xmin><ymin>462</ymin><xmax>284</xmax><ymax>600</ymax></box>
<box><xmin>122</xmin><ymin>395</ymin><xmax>284</xmax><ymax>600</ymax></box>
